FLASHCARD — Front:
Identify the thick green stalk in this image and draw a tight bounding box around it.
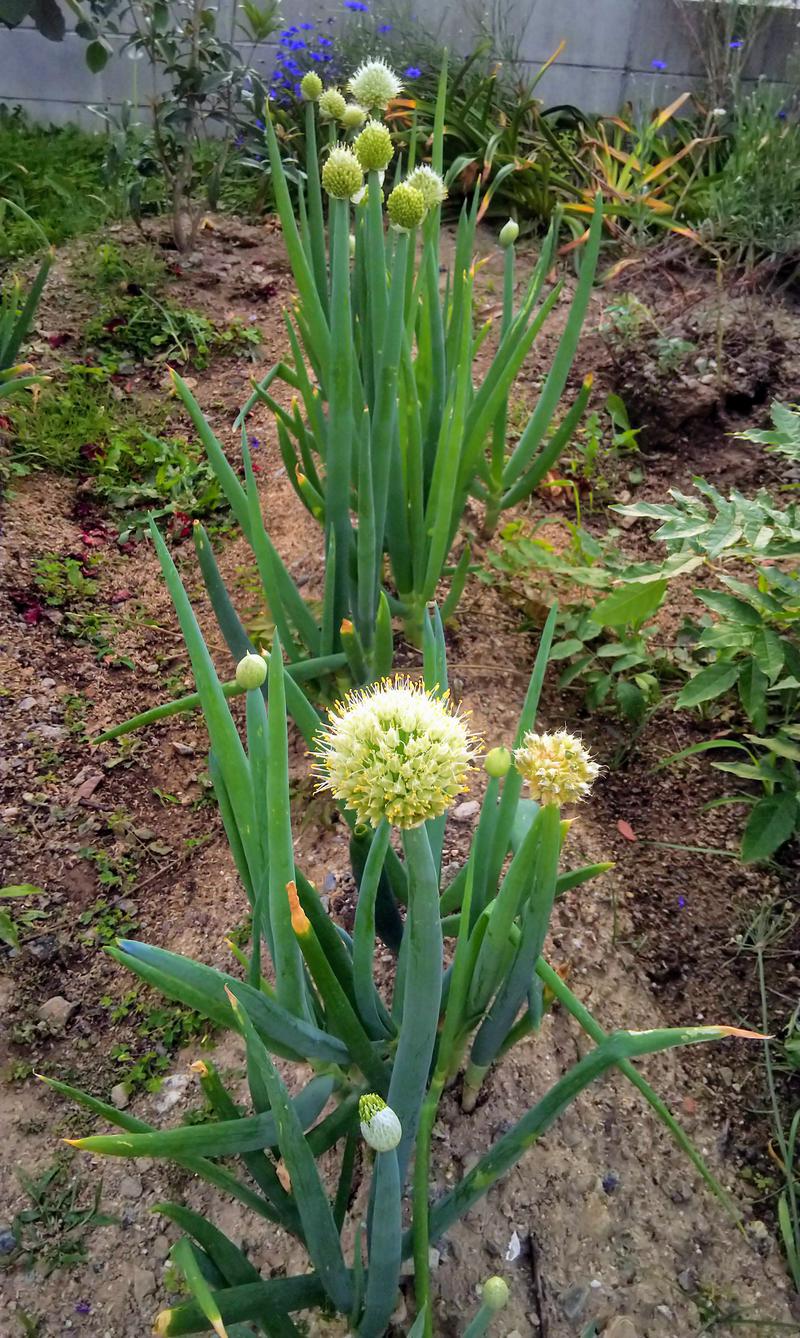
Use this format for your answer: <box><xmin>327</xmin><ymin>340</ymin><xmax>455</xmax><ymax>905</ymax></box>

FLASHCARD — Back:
<box><xmin>483</xmin><ymin>239</ymin><xmax>515</xmax><ymax>536</ymax></box>
<box><xmin>266</xmin><ymin>640</ymin><xmax>309</xmax><ymax>1019</ymax></box>
<box><xmin>327</xmin><ymin>197</ymin><xmax>355</xmax><ymax>635</ymax></box>
<box><xmin>351</xmin><ymin>821</ymin><xmax>395</xmax><ymax>1037</ymax></box>
<box><xmin>359</xmin><ymin>1150</ymin><xmax>402</xmax><ymax>1337</ymax></box>
<box><xmin>304</xmin><ymin>102</ymin><xmax>328</xmax><ymax>313</ymax></box>
<box><xmin>389</xmin><ymin>825</ymin><xmax>443</xmax><ymax>1183</ymax></box>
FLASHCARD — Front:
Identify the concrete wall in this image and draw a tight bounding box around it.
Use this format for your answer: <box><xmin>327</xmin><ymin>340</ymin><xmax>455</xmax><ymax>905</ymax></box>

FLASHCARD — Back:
<box><xmin>1</xmin><ymin>0</ymin><xmax>798</xmax><ymax>125</ymax></box>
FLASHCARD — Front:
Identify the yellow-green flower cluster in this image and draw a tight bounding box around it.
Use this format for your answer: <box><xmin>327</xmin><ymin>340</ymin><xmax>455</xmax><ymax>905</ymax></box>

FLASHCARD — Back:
<box><xmin>319</xmin><ymin>87</ymin><xmax>347</xmax><ymax>121</ymax></box>
<box><xmin>322</xmin><ymin>144</ymin><xmax>364</xmax><ymax>200</ymax></box>
<box><xmin>300</xmin><ymin>71</ymin><xmax>323</xmax><ymax>102</ymax></box>
<box><xmin>387</xmin><ymin>181</ymin><xmax>426</xmax><ymax>232</ymax></box>
<box><xmin>315</xmin><ymin>677</ymin><xmax>477</xmax><ymax>828</ymax></box>
<box><xmin>341</xmin><ymin>102</ymin><xmax>367</xmax><ymax>130</ymax></box>
<box><xmin>514</xmin><ymin>729</ymin><xmax>599</xmax><ymax>806</ymax></box>
<box><xmin>354</xmin><ymin>118</ymin><xmax>394</xmax><ymax>172</ymax></box>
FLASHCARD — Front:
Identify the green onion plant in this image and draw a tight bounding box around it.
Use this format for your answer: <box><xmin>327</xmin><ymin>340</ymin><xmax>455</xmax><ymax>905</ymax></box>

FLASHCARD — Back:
<box><xmin>167</xmin><ymin>55</ymin><xmax>601</xmax><ymax>685</ymax></box>
<box><xmin>0</xmin><ymin>202</ymin><xmax>52</xmax><ymax>401</ymax></box>
<box><xmin>54</xmin><ymin>529</ymin><xmax>761</xmax><ymax>1338</ymax></box>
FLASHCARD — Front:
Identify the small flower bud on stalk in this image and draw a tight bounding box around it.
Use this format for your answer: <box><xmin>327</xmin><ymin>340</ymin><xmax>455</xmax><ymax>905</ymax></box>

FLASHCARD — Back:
<box><xmin>322</xmin><ymin>145</ymin><xmax>364</xmax><ymax>199</ymax></box>
<box><xmin>318</xmin><ymin>87</ymin><xmax>347</xmax><ymax>121</ymax></box>
<box><xmin>499</xmin><ymin>218</ymin><xmax>519</xmax><ymax>247</ymax></box>
<box><xmin>341</xmin><ymin>102</ymin><xmax>368</xmax><ymax>130</ymax></box>
<box><xmin>387</xmin><ymin>181</ymin><xmax>426</xmax><ymax>232</ymax></box>
<box><xmin>484</xmin><ymin>746</ymin><xmax>512</xmax><ymax>778</ymax></box>
<box><xmin>406</xmin><ymin>165</ymin><xmax>448</xmax><ymax>210</ymax></box>
<box><xmin>482</xmin><ymin>1276</ymin><xmax>510</xmax><ymax>1311</ymax></box>
<box><xmin>359</xmin><ymin>1093</ymin><xmax>402</xmax><ymax>1150</ymax></box>
<box><xmin>354</xmin><ymin>118</ymin><xmax>394</xmax><ymax>171</ymax></box>
<box><xmin>235</xmin><ymin>652</ymin><xmax>267</xmax><ymax>691</ymax></box>
<box><xmin>300</xmin><ymin>71</ymin><xmax>323</xmax><ymax>101</ymax></box>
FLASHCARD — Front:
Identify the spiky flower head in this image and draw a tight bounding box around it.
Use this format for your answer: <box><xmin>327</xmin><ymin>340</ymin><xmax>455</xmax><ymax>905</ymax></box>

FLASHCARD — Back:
<box><xmin>387</xmin><ymin>181</ymin><xmax>426</xmax><ymax>232</ymax></box>
<box><xmin>359</xmin><ymin>1094</ymin><xmax>402</xmax><ymax>1151</ymax></box>
<box><xmin>499</xmin><ymin>218</ymin><xmax>519</xmax><ymax>247</ymax></box>
<box><xmin>318</xmin><ymin>87</ymin><xmax>347</xmax><ymax>121</ymax></box>
<box><xmin>322</xmin><ymin>144</ymin><xmax>364</xmax><ymax>199</ymax></box>
<box><xmin>406</xmin><ymin>164</ymin><xmax>448</xmax><ymax>210</ymax></box>
<box><xmin>482</xmin><ymin>1277</ymin><xmax>510</xmax><ymax>1312</ymax></box>
<box><xmin>348</xmin><ymin>57</ymin><xmax>402</xmax><ymax>110</ymax></box>
<box><xmin>514</xmin><ymin>729</ymin><xmax>600</xmax><ymax>806</ymax></box>
<box><xmin>314</xmin><ymin>677</ymin><xmax>477</xmax><ymax>828</ymax></box>
<box><xmin>341</xmin><ymin>101</ymin><xmax>368</xmax><ymax>130</ymax></box>
<box><xmin>235</xmin><ymin>651</ymin><xmax>267</xmax><ymax>691</ymax></box>
<box><xmin>300</xmin><ymin>70</ymin><xmax>323</xmax><ymax>101</ymax></box>
<box><xmin>354</xmin><ymin>118</ymin><xmax>394</xmax><ymax>171</ymax></box>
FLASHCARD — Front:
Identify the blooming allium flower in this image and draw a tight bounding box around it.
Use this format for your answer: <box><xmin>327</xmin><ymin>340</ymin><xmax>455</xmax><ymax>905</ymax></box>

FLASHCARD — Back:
<box><xmin>516</xmin><ymin>733</ymin><xmax>599</xmax><ymax>802</ymax></box>
<box><xmin>354</xmin><ymin>117</ymin><xmax>394</xmax><ymax>170</ymax></box>
<box><xmin>319</xmin><ymin>86</ymin><xmax>347</xmax><ymax>120</ymax></box>
<box><xmin>359</xmin><ymin>1094</ymin><xmax>402</xmax><ymax>1151</ymax></box>
<box><xmin>386</xmin><ymin>180</ymin><xmax>426</xmax><ymax>231</ymax></box>
<box><xmin>315</xmin><ymin>677</ymin><xmax>477</xmax><ymax>827</ymax></box>
<box><xmin>348</xmin><ymin>56</ymin><xmax>402</xmax><ymax>109</ymax></box>
<box><xmin>321</xmin><ymin>144</ymin><xmax>364</xmax><ymax>198</ymax></box>
<box><xmin>341</xmin><ymin>102</ymin><xmax>368</xmax><ymax>130</ymax></box>
<box><xmin>514</xmin><ymin>729</ymin><xmax>599</xmax><ymax>806</ymax></box>
<box><xmin>406</xmin><ymin>164</ymin><xmax>447</xmax><ymax>209</ymax></box>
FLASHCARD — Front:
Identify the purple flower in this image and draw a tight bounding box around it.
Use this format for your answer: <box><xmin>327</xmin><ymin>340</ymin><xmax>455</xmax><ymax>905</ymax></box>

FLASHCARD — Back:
<box><xmin>651</xmin><ymin>59</ymin><xmax>667</xmax><ymax>71</ymax></box>
<box><xmin>778</xmin><ymin>109</ymin><xmax>787</xmax><ymax>120</ymax></box>
<box><xmin>75</xmin><ymin>1302</ymin><xmax>91</xmax><ymax>1316</ymax></box>
<box><xmin>378</xmin><ymin>22</ymin><xmax>392</xmax><ymax>31</ymax></box>
<box><xmin>344</xmin><ymin>0</ymin><xmax>368</xmax><ymax>8</ymax></box>
<box><xmin>319</xmin><ymin>36</ymin><xmax>333</xmax><ymax>45</ymax></box>
<box><xmin>405</xmin><ymin>65</ymin><xmax>421</xmax><ymax>78</ymax></box>
<box><xmin>299</xmin><ymin>22</ymin><xmax>314</xmax><ymax>29</ymax></box>
<box><xmin>729</xmin><ymin>39</ymin><xmax>743</xmax><ymax>49</ymax></box>
<box><xmin>255</xmin><ymin>118</ymin><xmax>264</xmax><ymax>129</ymax></box>
<box><xmin>677</xmin><ymin>896</ymin><xmax>686</xmax><ymax>909</ymax></box>
<box><xmin>249</xmin><ymin>436</ymin><xmax>261</xmax><ymax>449</ymax></box>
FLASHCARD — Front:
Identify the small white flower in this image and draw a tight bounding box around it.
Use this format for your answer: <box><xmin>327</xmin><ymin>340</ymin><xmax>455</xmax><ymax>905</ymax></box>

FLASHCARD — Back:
<box><xmin>359</xmin><ymin>1094</ymin><xmax>402</xmax><ymax>1151</ymax></box>
<box><xmin>348</xmin><ymin>57</ymin><xmax>402</xmax><ymax>110</ymax></box>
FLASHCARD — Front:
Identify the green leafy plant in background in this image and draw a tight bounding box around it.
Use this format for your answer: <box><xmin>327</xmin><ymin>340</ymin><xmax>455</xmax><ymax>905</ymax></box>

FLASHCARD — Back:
<box><xmin>54</xmin><ymin>536</ymin><xmax>759</xmax><ymax>1336</ymax></box>
<box><xmin>736</xmin><ymin>398</ymin><xmax>800</xmax><ymax>471</ymax></box>
<box><xmin>170</xmin><ymin>57</ymin><xmax>601</xmax><ymax>688</ymax></box>
<box><xmin>82</xmin><ymin>0</ymin><xmax>281</xmax><ymax>249</ymax></box>
<box><xmin>0</xmin><ymin>203</ymin><xmax>53</xmax><ymax>401</ymax></box>
<box><xmin>84</xmin><ymin>293</ymin><xmax>261</xmax><ymax>370</ymax></box>
<box><xmin>0</xmin><ymin>885</ymin><xmax>46</xmax><ymax>951</ymax></box>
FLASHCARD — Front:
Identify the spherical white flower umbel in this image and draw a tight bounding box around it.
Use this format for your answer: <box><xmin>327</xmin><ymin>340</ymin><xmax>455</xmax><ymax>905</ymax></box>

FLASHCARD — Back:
<box><xmin>406</xmin><ymin>165</ymin><xmax>448</xmax><ymax>211</ymax></box>
<box><xmin>348</xmin><ymin>57</ymin><xmax>402</xmax><ymax>111</ymax></box>
<box><xmin>321</xmin><ymin>144</ymin><xmax>364</xmax><ymax>200</ymax></box>
<box><xmin>318</xmin><ymin>87</ymin><xmax>347</xmax><ymax>121</ymax></box>
<box><xmin>314</xmin><ymin>677</ymin><xmax>477</xmax><ymax>828</ymax></box>
<box><xmin>514</xmin><ymin>729</ymin><xmax>599</xmax><ymax>806</ymax></box>
<box><xmin>359</xmin><ymin>1094</ymin><xmax>402</xmax><ymax>1151</ymax></box>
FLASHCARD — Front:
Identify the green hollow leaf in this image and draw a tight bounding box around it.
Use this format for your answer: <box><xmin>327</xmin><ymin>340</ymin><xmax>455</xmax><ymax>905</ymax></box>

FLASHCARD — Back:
<box><xmin>589</xmin><ymin>578</ymin><xmax>667</xmax><ymax>628</ymax></box>
<box><xmin>741</xmin><ymin>793</ymin><xmax>798</xmax><ymax>863</ymax></box>
<box><xmin>156</xmin><ymin>1276</ymin><xmax>329</xmax><ymax>1335</ymax></box>
<box><xmin>110</xmin><ymin>940</ymin><xmax>349</xmax><ymax>1066</ymax></box>
<box><xmin>172</xmin><ymin>1238</ymin><xmax>228</xmax><ymax>1338</ymax></box>
<box><xmin>70</xmin><ymin>1075</ymin><xmax>335</xmax><ymax>1160</ymax></box>
<box><xmin>676</xmin><ymin>661</ymin><xmax>741</xmax><ymax>709</ymax></box>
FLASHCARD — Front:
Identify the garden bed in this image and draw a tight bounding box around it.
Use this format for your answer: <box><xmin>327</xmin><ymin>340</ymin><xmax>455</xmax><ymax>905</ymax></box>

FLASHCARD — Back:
<box><xmin>1</xmin><ymin>217</ymin><xmax>799</xmax><ymax>1336</ymax></box>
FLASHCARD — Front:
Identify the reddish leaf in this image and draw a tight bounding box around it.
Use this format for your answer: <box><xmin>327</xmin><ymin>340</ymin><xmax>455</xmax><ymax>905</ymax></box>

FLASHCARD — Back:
<box><xmin>616</xmin><ymin>819</ymin><xmax>637</xmax><ymax>842</ymax></box>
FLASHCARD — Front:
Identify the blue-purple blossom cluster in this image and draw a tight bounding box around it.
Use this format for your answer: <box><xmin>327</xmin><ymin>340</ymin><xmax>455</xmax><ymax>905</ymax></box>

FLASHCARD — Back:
<box><xmin>270</xmin><ymin>17</ymin><xmax>337</xmax><ymax>101</ymax></box>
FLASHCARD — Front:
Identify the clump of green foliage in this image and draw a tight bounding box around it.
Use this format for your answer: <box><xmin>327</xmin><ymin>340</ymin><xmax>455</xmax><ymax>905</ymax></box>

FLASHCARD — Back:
<box><xmin>0</xmin><ymin>110</ymin><xmax>110</xmax><ymax>260</ymax></box>
<box><xmin>84</xmin><ymin>293</ymin><xmax>261</xmax><ymax>369</ymax></box>
<box><xmin>7</xmin><ymin>1160</ymin><xmax>115</xmax><ymax>1277</ymax></box>
<box><xmin>6</xmin><ymin>365</ymin><xmax>149</xmax><ymax>475</ymax></box>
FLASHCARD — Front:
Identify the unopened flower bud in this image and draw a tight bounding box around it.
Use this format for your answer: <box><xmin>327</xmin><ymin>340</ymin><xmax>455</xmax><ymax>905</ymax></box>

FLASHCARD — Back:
<box><xmin>484</xmin><ymin>746</ymin><xmax>512</xmax><ymax>778</ymax></box>
<box><xmin>300</xmin><ymin>71</ymin><xmax>323</xmax><ymax>101</ymax></box>
<box><xmin>387</xmin><ymin>181</ymin><xmax>426</xmax><ymax>231</ymax></box>
<box><xmin>354</xmin><ymin>118</ymin><xmax>394</xmax><ymax>171</ymax></box>
<box><xmin>499</xmin><ymin>218</ymin><xmax>519</xmax><ymax>248</ymax></box>
<box><xmin>319</xmin><ymin>87</ymin><xmax>347</xmax><ymax>121</ymax></box>
<box><xmin>341</xmin><ymin>102</ymin><xmax>368</xmax><ymax>131</ymax></box>
<box><xmin>322</xmin><ymin>144</ymin><xmax>364</xmax><ymax>199</ymax></box>
<box><xmin>359</xmin><ymin>1093</ymin><xmax>402</xmax><ymax>1151</ymax></box>
<box><xmin>482</xmin><ymin>1276</ymin><xmax>509</xmax><ymax>1311</ymax></box>
<box><xmin>235</xmin><ymin>652</ymin><xmax>267</xmax><ymax>691</ymax></box>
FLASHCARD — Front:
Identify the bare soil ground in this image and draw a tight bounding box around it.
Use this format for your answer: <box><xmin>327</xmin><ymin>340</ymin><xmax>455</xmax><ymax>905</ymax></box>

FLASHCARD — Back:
<box><xmin>1</xmin><ymin>217</ymin><xmax>798</xmax><ymax>1337</ymax></box>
